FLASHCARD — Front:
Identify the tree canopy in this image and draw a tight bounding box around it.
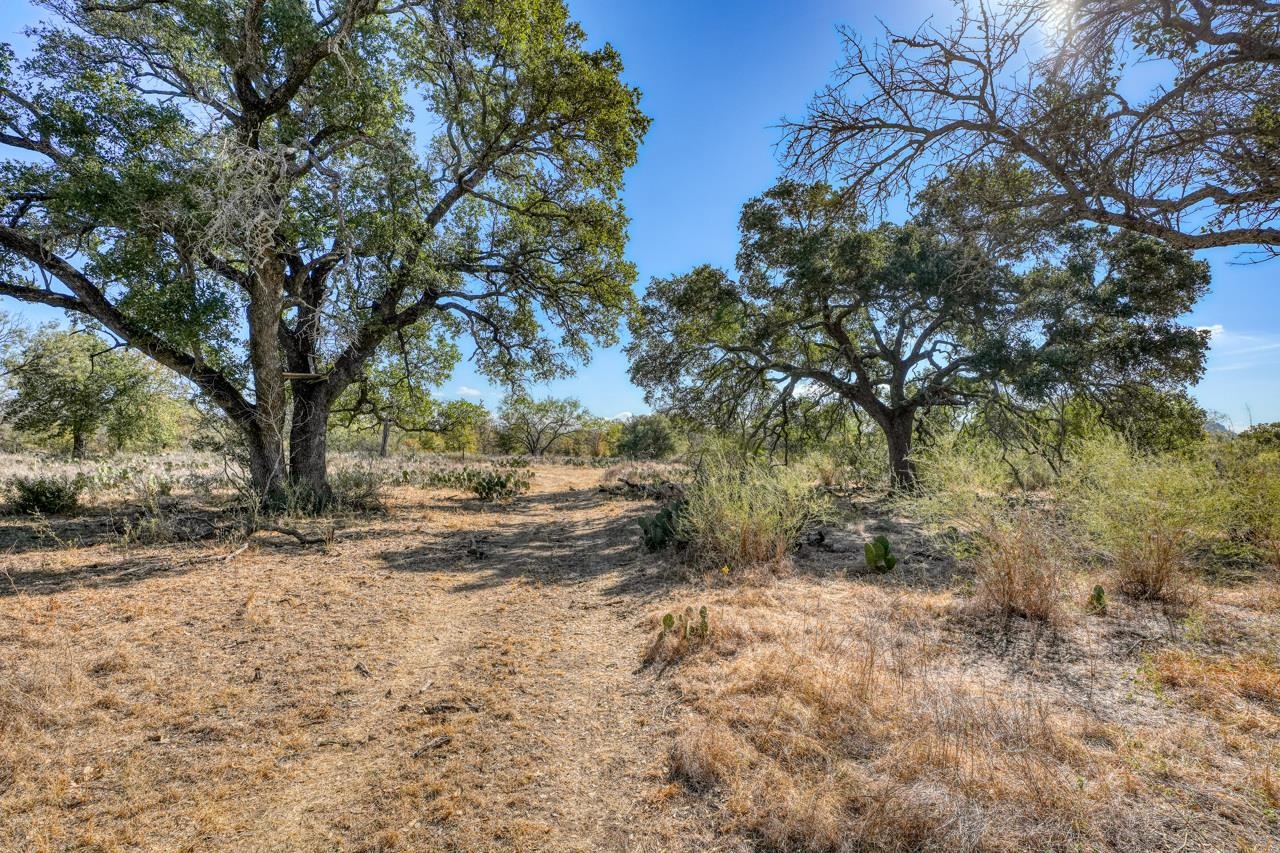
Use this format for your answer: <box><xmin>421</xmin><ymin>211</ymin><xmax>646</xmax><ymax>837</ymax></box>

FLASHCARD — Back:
<box><xmin>783</xmin><ymin>0</ymin><xmax>1280</xmax><ymax>255</ymax></box>
<box><xmin>3</xmin><ymin>327</ymin><xmax>187</xmax><ymax>456</ymax></box>
<box><xmin>498</xmin><ymin>393</ymin><xmax>588</xmax><ymax>456</ymax></box>
<box><xmin>616</xmin><ymin>413</ymin><xmax>676</xmax><ymax>460</ymax></box>
<box><xmin>0</xmin><ymin>0</ymin><xmax>648</xmax><ymax>505</ymax></box>
<box><xmin>627</xmin><ymin>181</ymin><xmax>1210</xmax><ymax>486</ymax></box>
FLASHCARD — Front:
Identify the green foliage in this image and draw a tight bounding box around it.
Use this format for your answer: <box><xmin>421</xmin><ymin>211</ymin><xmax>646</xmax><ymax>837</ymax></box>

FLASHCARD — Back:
<box><xmin>5</xmin><ymin>474</ymin><xmax>84</xmax><ymax>515</ymax></box>
<box><xmin>0</xmin><ymin>0</ymin><xmax>648</xmax><ymax>499</ymax></box>
<box><xmin>1060</xmin><ymin>436</ymin><xmax>1227</xmax><ymax>600</ymax></box>
<box><xmin>498</xmin><ymin>395</ymin><xmax>591</xmax><ymax>456</ymax></box>
<box><xmin>638</xmin><ymin>499</ymin><xmax>687</xmax><ymax>552</ymax></box>
<box><xmin>466</xmin><ymin>468</ymin><xmax>534</xmax><ymax>501</ymax></box>
<box><xmin>1088</xmin><ymin>584</ymin><xmax>1108</xmax><ymax>616</ymax></box>
<box><xmin>659</xmin><ymin>605</ymin><xmax>710</xmax><ymax>641</ymax></box>
<box><xmin>2</xmin><ymin>328</ymin><xmax>188</xmax><ymax>456</ymax></box>
<box><xmin>617</xmin><ymin>414</ymin><xmax>677</xmax><ymax>460</ymax></box>
<box><xmin>863</xmin><ymin>534</ymin><xmax>897</xmax><ymax>573</ymax></box>
<box><xmin>1240</xmin><ymin>422</ymin><xmax>1280</xmax><ymax>450</ymax></box>
<box><xmin>627</xmin><ymin>180</ymin><xmax>1209</xmax><ymax>487</ymax></box>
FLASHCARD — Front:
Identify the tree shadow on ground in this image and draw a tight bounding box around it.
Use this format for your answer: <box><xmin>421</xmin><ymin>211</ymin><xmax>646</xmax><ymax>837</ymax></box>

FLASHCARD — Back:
<box><xmin>0</xmin><ymin>551</ymin><xmax>216</xmax><ymax>596</ymax></box>
<box><xmin>376</xmin><ymin>487</ymin><xmax>672</xmax><ymax>598</ymax></box>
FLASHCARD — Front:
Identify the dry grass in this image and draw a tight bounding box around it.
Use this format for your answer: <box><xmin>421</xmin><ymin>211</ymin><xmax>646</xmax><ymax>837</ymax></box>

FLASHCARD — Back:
<box><xmin>1148</xmin><ymin>649</ymin><xmax>1280</xmax><ymax>731</ymax></box>
<box><xmin>5</xmin><ymin>450</ymin><xmax>1280</xmax><ymax>851</ymax></box>
<box><xmin>971</xmin><ymin>510</ymin><xmax>1070</xmax><ymax>622</ymax></box>
<box><xmin>0</xmin><ymin>463</ymin><xmax>719</xmax><ymax>852</ymax></box>
<box><xmin>650</xmin><ymin>577</ymin><xmax>1280</xmax><ymax>851</ymax></box>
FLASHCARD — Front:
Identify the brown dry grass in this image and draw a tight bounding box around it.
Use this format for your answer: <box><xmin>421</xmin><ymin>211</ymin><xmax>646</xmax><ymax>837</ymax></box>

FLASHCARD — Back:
<box><xmin>4</xmin><ymin>453</ymin><xmax>1279</xmax><ymax>852</ymax></box>
<box><xmin>0</xmin><ymin>463</ymin><xmax>721</xmax><ymax>852</ymax></box>
<box><xmin>972</xmin><ymin>511</ymin><xmax>1071</xmax><ymax>623</ymax></box>
<box><xmin>649</xmin><ymin>565</ymin><xmax>1280</xmax><ymax>850</ymax></box>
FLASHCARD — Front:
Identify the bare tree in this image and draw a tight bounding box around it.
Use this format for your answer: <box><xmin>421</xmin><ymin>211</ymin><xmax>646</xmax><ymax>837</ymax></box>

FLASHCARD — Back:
<box><xmin>783</xmin><ymin>0</ymin><xmax>1280</xmax><ymax>255</ymax></box>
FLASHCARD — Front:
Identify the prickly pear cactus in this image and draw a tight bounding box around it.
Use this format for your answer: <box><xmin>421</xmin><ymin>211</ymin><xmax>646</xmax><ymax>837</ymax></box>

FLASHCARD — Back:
<box><xmin>864</xmin><ymin>534</ymin><xmax>897</xmax><ymax>573</ymax></box>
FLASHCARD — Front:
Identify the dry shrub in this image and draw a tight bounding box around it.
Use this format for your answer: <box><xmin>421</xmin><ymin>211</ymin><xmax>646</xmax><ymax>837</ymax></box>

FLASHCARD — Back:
<box><xmin>670</xmin><ymin>722</ymin><xmax>746</xmax><ymax>789</ymax></box>
<box><xmin>972</xmin><ymin>510</ymin><xmax>1069</xmax><ymax>622</ymax></box>
<box><xmin>1115</xmin><ymin>527</ymin><xmax>1192</xmax><ymax>602</ymax></box>
<box><xmin>680</xmin><ymin>458</ymin><xmax>827</xmax><ymax>574</ymax></box>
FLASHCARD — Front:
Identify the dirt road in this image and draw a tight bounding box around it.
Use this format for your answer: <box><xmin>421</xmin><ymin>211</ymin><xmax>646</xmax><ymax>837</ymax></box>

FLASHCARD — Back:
<box><xmin>1</xmin><ymin>467</ymin><xmax>728</xmax><ymax>852</ymax></box>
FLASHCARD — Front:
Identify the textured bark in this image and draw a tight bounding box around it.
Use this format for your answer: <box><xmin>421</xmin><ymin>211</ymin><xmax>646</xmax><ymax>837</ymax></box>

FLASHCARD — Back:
<box><xmin>288</xmin><ymin>382</ymin><xmax>332</xmax><ymax>510</ymax></box>
<box><xmin>884</xmin><ymin>414</ymin><xmax>917</xmax><ymax>491</ymax></box>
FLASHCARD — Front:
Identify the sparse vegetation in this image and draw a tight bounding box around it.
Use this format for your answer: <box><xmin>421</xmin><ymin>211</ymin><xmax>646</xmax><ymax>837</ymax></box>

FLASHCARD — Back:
<box><xmin>1</xmin><ymin>0</ymin><xmax>1276</xmax><ymax>849</ymax></box>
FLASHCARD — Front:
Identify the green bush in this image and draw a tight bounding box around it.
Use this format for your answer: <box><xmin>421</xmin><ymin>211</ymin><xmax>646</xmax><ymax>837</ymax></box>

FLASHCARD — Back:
<box><xmin>5</xmin><ymin>475</ymin><xmax>84</xmax><ymax>515</ymax></box>
<box><xmin>679</xmin><ymin>458</ymin><xmax>828</xmax><ymax>572</ymax></box>
<box><xmin>1059</xmin><ymin>437</ymin><xmax>1227</xmax><ymax>600</ymax></box>
<box><xmin>899</xmin><ymin>433</ymin><xmax>1011</xmax><ymax>527</ymax></box>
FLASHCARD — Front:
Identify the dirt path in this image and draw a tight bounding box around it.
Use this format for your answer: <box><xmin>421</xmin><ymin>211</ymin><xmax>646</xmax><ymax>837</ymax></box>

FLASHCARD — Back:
<box><xmin>1</xmin><ymin>467</ymin><xmax>727</xmax><ymax>852</ymax></box>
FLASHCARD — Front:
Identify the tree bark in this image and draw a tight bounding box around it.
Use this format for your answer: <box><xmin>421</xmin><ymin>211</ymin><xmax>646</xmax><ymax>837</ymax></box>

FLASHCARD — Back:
<box><xmin>883</xmin><ymin>411</ymin><xmax>917</xmax><ymax>491</ymax></box>
<box><xmin>71</xmin><ymin>428</ymin><xmax>86</xmax><ymax>460</ymax></box>
<box><xmin>379</xmin><ymin>416</ymin><xmax>392</xmax><ymax>458</ymax></box>
<box><xmin>289</xmin><ymin>382</ymin><xmax>332</xmax><ymax>511</ymax></box>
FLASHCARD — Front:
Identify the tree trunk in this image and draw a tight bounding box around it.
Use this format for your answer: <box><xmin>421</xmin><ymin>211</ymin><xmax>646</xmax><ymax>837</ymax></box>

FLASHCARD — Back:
<box><xmin>379</xmin><ymin>416</ymin><xmax>392</xmax><ymax>458</ymax></box>
<box><xmin>883</xmin><ymin>412</ymin><xmax>917</xmax><ymax>491</ymax></box>
<box><xmin>245</xmin><ymin>427</ymin><xmax>288</xmax><ymax>509</ymax></box>
<box><xmin>71</xmin><ymin>428</ymin><xmax>86</xmax><ymax>459</ymax></box>
<box><xmin>289</xmin><ymin>383</ymin><xmax>332</xmax><ymax>511</ymax></box>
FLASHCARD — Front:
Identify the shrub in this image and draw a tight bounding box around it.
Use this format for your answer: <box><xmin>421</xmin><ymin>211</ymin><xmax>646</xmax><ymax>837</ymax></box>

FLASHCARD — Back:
<box><xmin>679</xmin><ymin>458</ymin><xmax>828</xmax><ymax>573</ymax></box>
<box><xmin>326</xmin><ymin>467</ymin><xmax>387</xmax><ymax>513</ymax></box>
<box><xmin>416</xmin><ymin>461</ymin><xmax>534</xmax><ymax>499</ymax></box>
<box><xmin>638</xmin><ymin>499</ymin><xmax>687</xmax><ymax>551</ymax></box>
<box><xmin>972</xmin><ymin>510</ymin><xmax>1068</xmax><ymax>622</ymax></box>
<box><xmin>900</xmin><ymin>433</ymin><xmax>1010</xmax><ymax>527</ymax></box>
<box><xmin>1060</xmin><ymin>437</ymin><xmax>1224</xmax><ymax>602</ymax></box>
<box><xmin>5</xmin><ymin>475</ymin><xmax>84</xmax><ymax>515</ymax></box>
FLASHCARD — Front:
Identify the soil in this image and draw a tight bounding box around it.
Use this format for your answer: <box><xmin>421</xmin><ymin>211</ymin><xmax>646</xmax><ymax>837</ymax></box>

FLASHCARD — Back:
<box><xmin>0</xmin><ymin>467</ymin><xmax>730</xmax><ymax>852</ymax></box>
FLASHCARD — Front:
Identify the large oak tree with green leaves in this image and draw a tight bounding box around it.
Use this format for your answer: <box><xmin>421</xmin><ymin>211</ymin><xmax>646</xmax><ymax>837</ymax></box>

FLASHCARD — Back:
<box><xmin>627</xmin><ymin>182</ymin><xmax>1210</xmax><ymax>487</ymax></box>
<box><xmin>0</xmin><ymin>0</ymin><xmax>647</xmax><ymax>506</ymax></box>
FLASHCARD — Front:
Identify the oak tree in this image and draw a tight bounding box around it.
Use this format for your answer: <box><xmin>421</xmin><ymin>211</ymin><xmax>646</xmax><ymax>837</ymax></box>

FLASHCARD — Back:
<box><xmin>627</xmin><ymin>181</ymin><xmax>1210</xmax><ymax>487</ymax></box>
<box><xmin>784</xmin><ymin>0</ymin><xmax>1280</xmax><ymax>255</ymax></box>
<box><xmin>0</xmin><ymin>0</ymin><xmax>647</xmax><ymax>506</ymax></box>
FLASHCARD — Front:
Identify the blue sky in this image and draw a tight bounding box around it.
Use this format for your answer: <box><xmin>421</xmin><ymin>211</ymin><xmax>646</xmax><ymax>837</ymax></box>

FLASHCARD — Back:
<box><xmin>3</xmin><ymin>1</ymin><xmax>1277</xmax><ymax>427</ymax></box>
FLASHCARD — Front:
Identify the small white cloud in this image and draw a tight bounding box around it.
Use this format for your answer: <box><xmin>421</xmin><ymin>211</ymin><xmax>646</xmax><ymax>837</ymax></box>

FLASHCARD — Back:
<box><xmin>610</xmin><ymin>411</ymin><xmax>634</xmax><ymax>421</ymax></box>
<box><xmin>457</xmin><ymin>385</ymin><xmax>484</xmax><ymax>398</ymax></box>
<box><xmin>1197</xmin><ymin>323</ymin><xmax>1225</xmax><ymax>340</ymax></box>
